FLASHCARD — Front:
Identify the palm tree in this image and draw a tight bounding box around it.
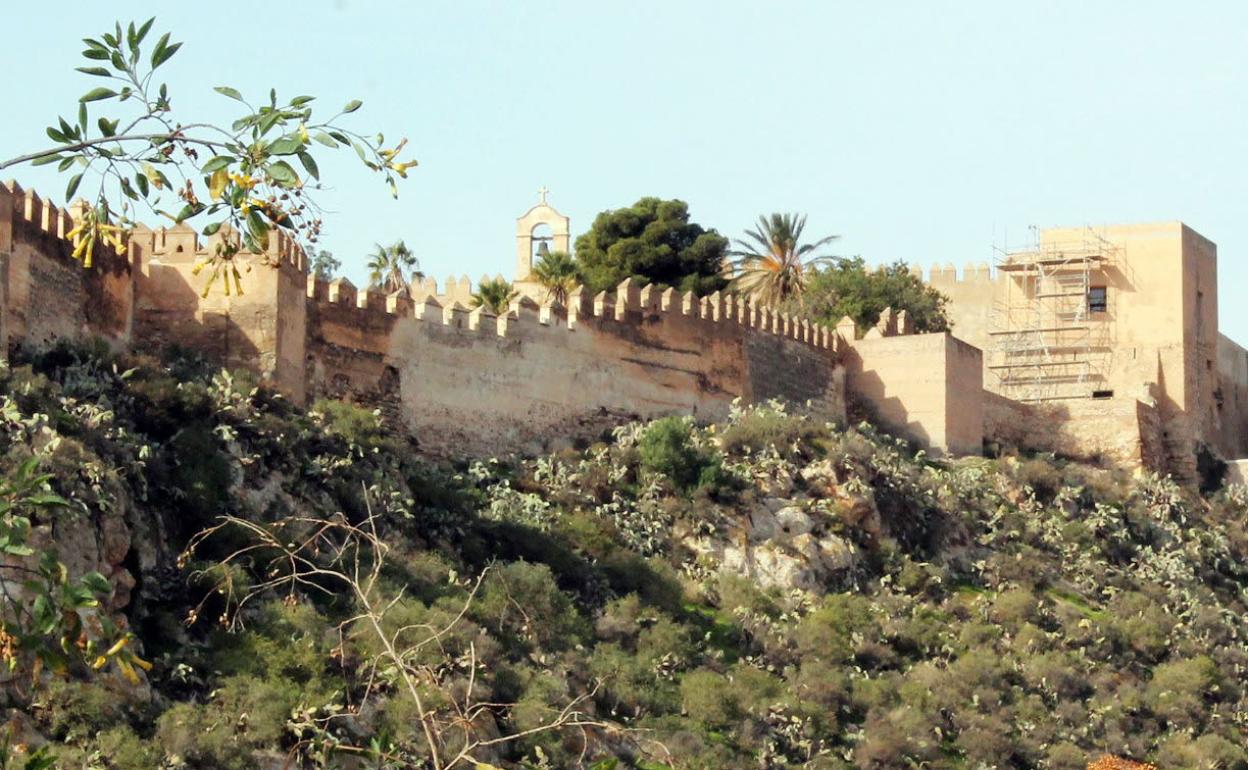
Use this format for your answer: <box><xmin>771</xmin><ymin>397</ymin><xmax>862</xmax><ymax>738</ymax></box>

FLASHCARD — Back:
<box><xmin>728</xmin><ymin>213</ymin><xmax>838</xmax><ymax>307</ymax></box>
<box><xmin>531</xmin><ymin>250</ymin><xmax>579</xmax><ymax>306</ymax></box>
<box><xmin>367</xmin><ymin>240</ymin><xmax>421</xmax><ymax>293</ymax></box>
<box><xmin>471</xmin><ymin>278</ymin><xmax>518</xmax><ymax>315</ymax></box>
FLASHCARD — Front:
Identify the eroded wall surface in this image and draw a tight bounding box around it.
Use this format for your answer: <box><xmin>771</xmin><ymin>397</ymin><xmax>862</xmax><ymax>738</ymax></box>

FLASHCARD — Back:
<box><xmin>0</xmin><ymin>183</ymin><xmax>131</xmax><ymax>352</ymax></box>
<box><xmin>305</xmin><ymin>282</ymin><xmax>845</xmax><ymax>455</ymax></box>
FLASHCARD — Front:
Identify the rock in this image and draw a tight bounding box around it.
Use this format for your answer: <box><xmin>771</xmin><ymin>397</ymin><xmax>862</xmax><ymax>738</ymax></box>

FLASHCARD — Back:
<box><xmin>774</xmin><ymin>506</ymin><xmax>813</xmax><ymax>537</ymax></box>
<box><xmin>684</xmin><ymin>504</ymin><xmax>860</xmax><ymax>593</ymax></box>
<box><xmin>747</xmin><ymin>510</ymin><xmax>779</xmax><ymax>542</ymax></box>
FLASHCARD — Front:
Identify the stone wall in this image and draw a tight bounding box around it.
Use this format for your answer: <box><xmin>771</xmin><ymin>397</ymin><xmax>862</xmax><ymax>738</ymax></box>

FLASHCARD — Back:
<box><xmin>1215</xmin><ymin>334</ymin><xmax>1248</xmax><ymax>460</ymax></box>
<box><xmin>305</xmin><ymin>280</ymin><xmax>845</xmax><ymax>456</ymax></box>
<box><xmin>129</xmin><ymin>223</ymin><xmax>308</xmax><ymax>402</ymax></box>
<box><xmin>0</xmin><ymin>183</ymin><xmax>132</xmax><ymax>353</ymax></box>
<box><xmin>983</xmin><ymin>390</ymin><xmax>1164</xmax><ymax>467</ymax></box>
<box><xmin>840</xmin><ymin>330</ymin><xmax>983</xmax><ymax>457</ymax></box>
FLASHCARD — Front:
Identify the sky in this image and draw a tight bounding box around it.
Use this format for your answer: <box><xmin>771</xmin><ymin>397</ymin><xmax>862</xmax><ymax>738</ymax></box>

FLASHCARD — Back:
<box><xmin>4</xmin><ymin>1</ymin><xmax>1248</xmax><ymax>341</ymax></box>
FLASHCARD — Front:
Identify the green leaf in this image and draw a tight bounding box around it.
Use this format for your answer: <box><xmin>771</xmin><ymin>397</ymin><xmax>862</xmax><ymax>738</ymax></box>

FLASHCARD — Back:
<box><xmin>75</xmin><ymin>66</ymin><xmax>112</xmax><ymax>77</ymax></box>
<box><xmin>98</xmin><ymin>117</ymin><xmax>117</xmax><ymax>137</ymax></box>
<box><xmin>297</xmin><ymin>152</ymin><xmax>320</xmax><ymax>180</ymax></box>
<box><xmin>247</xmin><ymin>209</ymin><xmax>271</xmax><ymax>250</ymax></box>
<box><xmin>266</xmin><ymin>160</ymin><xmax>299</xmax><ymax>186</ymax></box>
<box><xmin>135</xmin><ymin>172</ymin><xmax>149</xmax><ymax>197</ymax></box>
<box><xmin>81</xmin><ymin>48</ymin><xmax>111</xmax><ymax>61</ymax></box>
<box><xmin>134</xmin><ymin>18</ymin><xmax>155</xmax><ymax>47</ymax></box>
<box><xmin>214</xmin><ymin>85</ymin><xmax>244</xmax><ymax>102</ymax></box>
<box><xmin>174</xmin><ymin>202</ymin><xmax>204</xmax><ymax>223</ymax></box>
<box><xmin>352</xmin><ymin>141</ymin><xmax>368</xmax><ymax>164</ymax></box>
<box><xmin>150</xmin><ymin>33</ymin><xmax>181</xmax><ymax>68</ymax></box>
<box><xmin>78</xmin><ymin>101</ymin><xmax>88</xmax><ymax>132</ymax></box>
<box><xmin>80</xmin><ymin>87</ymin><xmax>117</xmax><ymax>103</ymax></box>
<box><xmin>80</xmin><ymin>571</ymin><xmax>112</xmax><ymax>595</ymax></box>
<box><xmin>342</xmin><ymin>99</ymin><xmax>363</xmax><ymax>113</ymax></box>
<box><xmin>45</xmin><ymin>126</ymin><xmax>67</xmax><ymax>143</ymax></box>
<box><xmin>202</xmin><ymin>221</ymin><xmax>222</xmax><ymax>236</ymax></box>
<box><xmin>57</xmin><ymin>157</ymin><xmax>76</xmax><ymax>172</ymax></box>
<box><xmin>30</xmin><ymin>154</ymin><xmax>63</xmax><ymax>166</ymax></box>
<box><xmin>65</xmin><ymin>173</ymin><xmax>83</xmax><ymax>201</ymax></box>
<box><xmin>258</xmin><ymin>112</ymin><xmax>281</xmax><ymax>135</ymax></box>
<box><xmin>201</xmin><ymin>155</ymin><xmax>234</xmax><ymax>174</ymax></box>
<box><xmin>312</xmin><ymin>131</ymin><xmax>338</xmax><ymax>148</ymax></box>
<box><xmin>267</xmin><ymin>136</ymin><xmax>302</xmax><ymax>156</ymax></box>
<box><xmin>290</xmin><ymin>95</ymin><xmax>315</xmax><ymax>107</ymax></box>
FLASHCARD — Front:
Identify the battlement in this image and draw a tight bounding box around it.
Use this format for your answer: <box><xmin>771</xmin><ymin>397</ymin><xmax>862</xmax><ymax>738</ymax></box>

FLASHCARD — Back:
<box><xmin>309</xmin><ymin>271</ymin><xmax>848</xmax><ymax>352</ymax></box>
<box><xmin>129</xmin><ymin>220</ymin><xmax>306</xmax><ymax>275</ymax></box>
<box><xmin>0</xmin><ymin>181</ymin><xmax>127</xmax><ymax>270</ymax></box>
<box><xmin>925</xmin><ymin>261</ymin><xmax>996</xmax><ymax>287</ymax></box>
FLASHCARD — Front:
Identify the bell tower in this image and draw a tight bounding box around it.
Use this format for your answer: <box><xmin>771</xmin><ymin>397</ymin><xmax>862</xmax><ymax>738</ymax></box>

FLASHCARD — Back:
<box><xmin>515</xmin><ymin>186</ymin><xmax>570</xmax><ymax>280</ymax></box>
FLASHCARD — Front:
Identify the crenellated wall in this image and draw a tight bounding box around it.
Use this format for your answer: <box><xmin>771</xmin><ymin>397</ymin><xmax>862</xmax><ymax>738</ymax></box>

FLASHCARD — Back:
<box><xmin>0</xmin><ymin>182</ymin><xmax>132</xmax><ymax>352</ymax></box>
<box><xmin>129</xmin><ymin>221</ymin><xmax>309</xmax><ymax>402</ymax></box>
<box><xmin>303</xmin><ymin>277</ymin><xmax>845</xmax><ymax>455</ymax></box>
<box><xmin>6</xmin><ymin>180</ymin><xmax>1240</xmax><ymax>471</ymax></box>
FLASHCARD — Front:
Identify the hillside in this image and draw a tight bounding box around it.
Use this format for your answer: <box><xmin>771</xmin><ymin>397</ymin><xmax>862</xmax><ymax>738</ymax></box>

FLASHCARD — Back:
<box><xmin>0</xmin><ymin>342</ymin><xmax>1245</xmax><ymax>769</ymax></box>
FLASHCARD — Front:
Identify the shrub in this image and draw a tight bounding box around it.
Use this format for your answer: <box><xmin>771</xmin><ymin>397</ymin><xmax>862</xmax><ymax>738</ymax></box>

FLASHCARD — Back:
<box><xmin>638</xmin><ymin>417</ymin><xmax>723</xmax><ymax>491</ymax></box>
<box><xmin>718</xmin><ymin>401</ymin><xmax>828</xmax><ymax>457</ymax></box>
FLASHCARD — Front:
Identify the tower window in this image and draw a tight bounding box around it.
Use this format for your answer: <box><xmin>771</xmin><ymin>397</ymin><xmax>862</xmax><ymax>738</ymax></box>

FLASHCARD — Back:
<box><xmin>1087</xmin><ymin>286</ymin><xmax>1108</xmax><ymax>313</ymax></box>
<box><xmin>1092</xmin><ymin>389</ymin><xmax>1114</xmax><ymax>399</ymax></box>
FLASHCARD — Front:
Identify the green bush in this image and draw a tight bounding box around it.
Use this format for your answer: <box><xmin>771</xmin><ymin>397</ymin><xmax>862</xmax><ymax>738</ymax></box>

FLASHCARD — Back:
<box><xmin>638</xmin><ymin>417</ymin><xmax>723</xmax><ymax>491</ymax></box>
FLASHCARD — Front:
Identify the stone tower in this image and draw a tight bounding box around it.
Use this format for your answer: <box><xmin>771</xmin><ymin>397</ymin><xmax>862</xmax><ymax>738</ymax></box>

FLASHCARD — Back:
<box><xmin>515</xmin><ymin>186</ymin><xmax>570</xmax><ymax>281</ymax></box>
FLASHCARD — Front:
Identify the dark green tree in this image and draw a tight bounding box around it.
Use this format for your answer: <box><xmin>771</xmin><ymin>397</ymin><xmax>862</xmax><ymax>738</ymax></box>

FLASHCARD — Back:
<box><xmin>574</xmin><ymin>197</ymin><xmax>729</xmax><ymax>295</ymax></box>
<box><xmin>310</xmin><ymin>250</ymin><xmax>341</xmax><ymax>281</ymax></box>
<box><xmin>793</xmin><ymin>257</ymin><xmax>950</xmax><ymax>333</ymax></box>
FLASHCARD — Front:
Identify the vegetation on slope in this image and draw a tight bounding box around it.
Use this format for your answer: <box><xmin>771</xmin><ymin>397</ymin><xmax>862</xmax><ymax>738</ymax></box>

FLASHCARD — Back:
<box><xmin>0</xmin><ymin>343</ymin><xmax>1244</xmax><ymax>769</ymax></box>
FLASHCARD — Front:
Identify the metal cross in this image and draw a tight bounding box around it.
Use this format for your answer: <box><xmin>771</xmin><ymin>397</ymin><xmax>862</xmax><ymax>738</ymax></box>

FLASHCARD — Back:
<box><xmin>537</xmin><ymin>185</ymin><xmax>550</xmax><ymax>205</ymax></box>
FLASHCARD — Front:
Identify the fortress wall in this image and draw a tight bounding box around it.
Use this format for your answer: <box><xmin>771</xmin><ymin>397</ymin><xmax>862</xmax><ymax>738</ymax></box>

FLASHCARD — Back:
<box><xmin>983</xmin><ymin>391</ymin><xmax>1163</xmax><ymax>468</ymax></box>
<box><xmin>0</xmin><ymin>183</ymin><xmax>132</xmax><ymax>352</ymax></box>
<box><xmin>130</xmin><ymin>223</ymin><xmax>308</xmax><ymax>401</ymax></box>
<box><xmin>841</xmin><ymin>331</ymin><xmax>983</xmax><ymax>457</ymax></box>
<box><xmin>306</xmin><ymin>282</ymin><xmax>845</xmax><ymax>456</ymax></box>
<box><xmin>926</xmin><ymin>262</ymin><xmax>1000</xmax><ymax>354</ymax></box>
<box><xmin>1216</xmin><ymin>333</ymin><xmax>1248</xmax><ymax>459</ymax></box>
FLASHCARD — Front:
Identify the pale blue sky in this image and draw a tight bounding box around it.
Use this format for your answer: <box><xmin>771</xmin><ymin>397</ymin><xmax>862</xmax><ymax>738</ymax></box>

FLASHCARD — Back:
<box><xmin>5</xmin><ymin>2</ymin><xmax>1248</xmax><ymax>341</ymax></box>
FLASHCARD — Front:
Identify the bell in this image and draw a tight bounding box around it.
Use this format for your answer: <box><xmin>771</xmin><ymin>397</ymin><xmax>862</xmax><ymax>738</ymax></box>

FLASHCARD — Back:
<box><xmin>536</xmin><ymin>240</ymin><xmax>551</xmax><ymax>259</ymax></box>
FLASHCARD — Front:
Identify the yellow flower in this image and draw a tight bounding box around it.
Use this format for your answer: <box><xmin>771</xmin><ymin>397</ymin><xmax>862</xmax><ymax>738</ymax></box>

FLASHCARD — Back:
<box><xmin>379</xmin><ymin>137</ymin><xmax>408</xmax><ymax>162</ymax></box>
<box><xmin>390</xmin><ymin>160</ymin><xmax>417</xmax><ymax>178</ymax></box>
<box><xmin>229</xmin><ymin>172</ymin><xmax>258</xmax><ymax>191</ymax></box>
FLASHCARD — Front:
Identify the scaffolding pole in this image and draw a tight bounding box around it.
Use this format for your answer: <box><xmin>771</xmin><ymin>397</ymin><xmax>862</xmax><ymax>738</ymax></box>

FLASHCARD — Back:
<box><xmin>988</xmin><ymin>227</ymin><xmax>1117</xmax><ymax>402</ymax></box>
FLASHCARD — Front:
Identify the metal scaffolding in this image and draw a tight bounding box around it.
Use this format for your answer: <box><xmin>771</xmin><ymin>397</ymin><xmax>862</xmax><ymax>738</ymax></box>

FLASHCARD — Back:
<box><xmin>988</xmin><ymin>227</ymin><xmax>1118</xmax><ymax>402</ymax></box>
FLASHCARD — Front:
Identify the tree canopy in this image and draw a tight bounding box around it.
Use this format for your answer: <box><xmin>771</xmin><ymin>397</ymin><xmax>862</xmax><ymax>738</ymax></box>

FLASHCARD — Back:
<box><xmin>574</xmin><ymin>197</ymin><xmax>729</xmax><ymax>295</ymax></box>
<box><xmin>792</xmin><ymin>257</ymin><xmax>951</xmax><ymax>333</ymax></box>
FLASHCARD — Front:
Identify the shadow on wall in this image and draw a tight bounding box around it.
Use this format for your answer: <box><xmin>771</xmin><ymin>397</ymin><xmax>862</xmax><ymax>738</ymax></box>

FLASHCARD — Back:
<box><xmin>133</xmin><ymin>265</ymin><xmax>265</xmax><ymax>377</ymax></box>
<box><xmin>844</xmin><ymin>365</ymin><xmax>933</xmax><ymax>452</ymax></box>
